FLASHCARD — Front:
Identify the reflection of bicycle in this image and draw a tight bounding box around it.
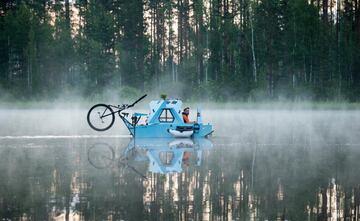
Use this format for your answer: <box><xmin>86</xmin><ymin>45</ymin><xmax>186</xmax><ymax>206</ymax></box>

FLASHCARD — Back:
<box><xmin>87</xmin><ymin>143</ymin><xmax>147</xmax><ymax>178</ymax></box>
<box><xmin>87</xmin><ymin>143</ymin><xmax>115</xmax><ymax>169</ymax></box>
<box><xmin>87</xmin><ymin>94</ymin><xmax>147</xmax><ymax>131</ymax></box>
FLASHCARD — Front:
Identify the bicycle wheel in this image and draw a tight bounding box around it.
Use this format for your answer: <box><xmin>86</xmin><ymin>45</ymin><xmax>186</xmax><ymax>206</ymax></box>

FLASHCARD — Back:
<box><xmin>87</xmin><ymin>104</ymin><xmax>115</xmax><ymax>131</ymax></box>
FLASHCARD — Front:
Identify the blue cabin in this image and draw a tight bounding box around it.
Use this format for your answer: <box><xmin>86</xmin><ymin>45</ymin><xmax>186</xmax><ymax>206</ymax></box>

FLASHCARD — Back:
<box><xmin>121</xmin><ymin>99</ymin><xmax>213</xmax><ymax>138</ymax></box>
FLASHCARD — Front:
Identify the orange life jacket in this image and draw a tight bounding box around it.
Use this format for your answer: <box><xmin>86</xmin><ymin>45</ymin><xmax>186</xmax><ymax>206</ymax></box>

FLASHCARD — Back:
<box><xmin>182</xmin><ymin>114</ymin><xmax>190</xmax><ymax>123</ymax></box>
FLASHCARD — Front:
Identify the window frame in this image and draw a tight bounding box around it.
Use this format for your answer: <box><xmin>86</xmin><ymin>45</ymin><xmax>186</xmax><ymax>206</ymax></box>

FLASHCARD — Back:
<box><xmin>158</xmin><ymin>108</ymin><xmax>175</xmax><ymax>123</ymax></box>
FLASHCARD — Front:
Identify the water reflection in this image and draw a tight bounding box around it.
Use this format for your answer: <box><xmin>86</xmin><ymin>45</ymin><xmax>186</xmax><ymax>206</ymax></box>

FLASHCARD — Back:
<box><xmin>87</xmin><ymin>138</ymin><xmax>213</xmax><ymax>175</ymax></box>
<box><xmin>0</xmin><ymin>139</ymin><xmax>360</xmax><ymax>220</ymax></box>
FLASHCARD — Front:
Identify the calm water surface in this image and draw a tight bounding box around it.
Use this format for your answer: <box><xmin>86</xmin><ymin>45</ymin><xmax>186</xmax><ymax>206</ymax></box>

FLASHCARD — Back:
<box><xmin>0</xmin><ymin>109</ymin><xmax>359</xmax><ymax>220</ymax></box>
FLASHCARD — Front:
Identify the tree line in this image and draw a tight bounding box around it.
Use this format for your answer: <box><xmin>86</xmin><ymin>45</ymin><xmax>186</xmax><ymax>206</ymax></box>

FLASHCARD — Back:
<box><xmin>0</xmin><ymin>0</ymin><xmax>359</xmax><ymax>101</ymax></box>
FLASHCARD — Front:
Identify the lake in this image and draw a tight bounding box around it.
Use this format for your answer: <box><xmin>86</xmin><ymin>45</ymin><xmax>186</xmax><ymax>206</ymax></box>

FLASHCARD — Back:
<box><xmin>0</xmin><ymin>108</ymin><xmax>359</xmax><ymax>220</ymax></box>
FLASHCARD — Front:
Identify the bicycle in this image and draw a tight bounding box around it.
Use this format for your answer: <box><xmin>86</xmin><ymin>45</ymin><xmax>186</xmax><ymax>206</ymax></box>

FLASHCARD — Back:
<box><xmin>87</xmin><ymin>94</ymin><xmax>147</xmax><ymax>131</ymax></box>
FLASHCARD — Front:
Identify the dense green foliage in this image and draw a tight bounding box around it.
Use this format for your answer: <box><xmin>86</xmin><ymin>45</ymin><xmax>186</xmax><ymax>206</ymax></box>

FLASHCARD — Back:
<box><xmin>0</xmin><ymin>0</ymin><xmax>359</xmax><ymax>101</ymax></box>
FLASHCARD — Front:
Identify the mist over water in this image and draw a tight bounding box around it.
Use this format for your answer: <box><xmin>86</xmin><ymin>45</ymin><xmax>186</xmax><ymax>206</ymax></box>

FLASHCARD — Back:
<box><xmin>0</xmin><ymin>107</ymin><xmax>360</xmax><ymax>220</ymax></box>
<box><xmin>1</xmin><ymin>108</ymin><xmax>359</xmax><ymax>144</ymax></box>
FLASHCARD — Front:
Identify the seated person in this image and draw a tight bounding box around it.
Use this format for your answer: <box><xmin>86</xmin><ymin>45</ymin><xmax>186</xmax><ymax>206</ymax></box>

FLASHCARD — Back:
<box><xmin>182</xmin><ymin>107</ymin><xmax>193</xmax><ymax>123</ymax></box>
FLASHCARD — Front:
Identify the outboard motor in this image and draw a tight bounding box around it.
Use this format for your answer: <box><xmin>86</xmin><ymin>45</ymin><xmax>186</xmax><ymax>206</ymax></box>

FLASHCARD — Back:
<box><xmin>196</xmin><ymin>108</ymin><xmax>203</xmax><ymax>124</ymax></box>
<box><xmin>193</xmin><ymin>123</ymin><xmax>200</xmax><ymax>133</ymax></box>
<box><xmin>191</xmin><ymin>108</ymin><xmax>202</xmax><ymax>134</ymax></box>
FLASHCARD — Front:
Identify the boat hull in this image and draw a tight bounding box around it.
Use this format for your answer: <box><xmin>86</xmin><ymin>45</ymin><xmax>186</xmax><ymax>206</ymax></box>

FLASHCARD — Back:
<box><xmin>130</xmin><ymin>123</ymin><xmax>213</xmax><ymax>138</ymax></box>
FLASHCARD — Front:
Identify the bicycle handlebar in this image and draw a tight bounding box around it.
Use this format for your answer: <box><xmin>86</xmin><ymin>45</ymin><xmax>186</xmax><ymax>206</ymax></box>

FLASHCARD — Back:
<box><xmin>128</xmin><ymin>94</ymin><xmax>147</xmax><ymax>108</ymax></box>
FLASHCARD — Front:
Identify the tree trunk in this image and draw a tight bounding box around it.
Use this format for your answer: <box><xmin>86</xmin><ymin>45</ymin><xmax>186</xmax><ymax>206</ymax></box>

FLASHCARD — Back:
<box><xmin>322</xmin><ymin>0</ymin><xmax>328</xmax><ymax>23</ymax></box>
<box><xmin>65</xmin><ymin>0</ymin><xmax>71</xmax><ymax>32</ymax></box>
<box><xmin>355</xmin><ymin>0</ymin><xmax>360</xmax><ymax>40</ymax></box>
<box><xmin>249</xmin><ymin>2</ymin><xmax>257</xmax><ymax>83</ymax></box>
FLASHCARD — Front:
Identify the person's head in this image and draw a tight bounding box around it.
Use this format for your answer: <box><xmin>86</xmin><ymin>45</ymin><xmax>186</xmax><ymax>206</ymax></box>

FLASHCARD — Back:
<box><xmin>183</xmin><ymin>107</ymin><xmax>190</xmax><ymax>115</ymax></box>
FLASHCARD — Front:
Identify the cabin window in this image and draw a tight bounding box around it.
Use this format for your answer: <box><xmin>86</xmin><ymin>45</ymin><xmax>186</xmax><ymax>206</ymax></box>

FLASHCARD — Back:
<box><xmin>159</xmin><ymin>109</ymin><xmax>174</xmax><ymax>123</ymax></box>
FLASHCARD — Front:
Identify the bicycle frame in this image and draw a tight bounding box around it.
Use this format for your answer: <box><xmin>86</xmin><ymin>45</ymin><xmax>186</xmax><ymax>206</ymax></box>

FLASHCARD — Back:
<box><xmin>101</xmin><ymin>104</ymin><xmax>142</xmax><ymax>136</ymax></box>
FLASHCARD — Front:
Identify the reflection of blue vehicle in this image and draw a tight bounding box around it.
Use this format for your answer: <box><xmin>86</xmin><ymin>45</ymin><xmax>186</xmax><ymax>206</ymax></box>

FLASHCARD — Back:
<box><xmin>127</xmin><ymin>138</ymin><xmax>213</xmax><ymax>174</ymax></box>
<box><xmin>87</xmin><ymin>95</ymin><xmax>214</xmax><ymax>138</ymax></box>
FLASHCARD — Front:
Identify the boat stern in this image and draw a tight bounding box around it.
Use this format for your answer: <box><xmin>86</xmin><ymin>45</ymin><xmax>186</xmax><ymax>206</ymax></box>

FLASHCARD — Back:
<box><xmin>194</xmin><ymin>123</ymin><xmax>213</xmax><ymax>138</ymax></box>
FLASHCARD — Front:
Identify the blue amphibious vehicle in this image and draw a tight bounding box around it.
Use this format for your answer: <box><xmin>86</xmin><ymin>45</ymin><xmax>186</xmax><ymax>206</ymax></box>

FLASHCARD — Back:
<box><xmin>87</xmin><ymin>94</ymin><xmax>213</xmax><ymax>138</ymax></box>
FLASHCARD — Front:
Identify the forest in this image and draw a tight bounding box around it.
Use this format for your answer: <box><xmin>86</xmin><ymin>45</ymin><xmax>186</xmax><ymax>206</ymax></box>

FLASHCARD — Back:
<box><xmin>0</xmin><ymin>0</ymin><xmax>359</xmax><ymax>101</ymax></box>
